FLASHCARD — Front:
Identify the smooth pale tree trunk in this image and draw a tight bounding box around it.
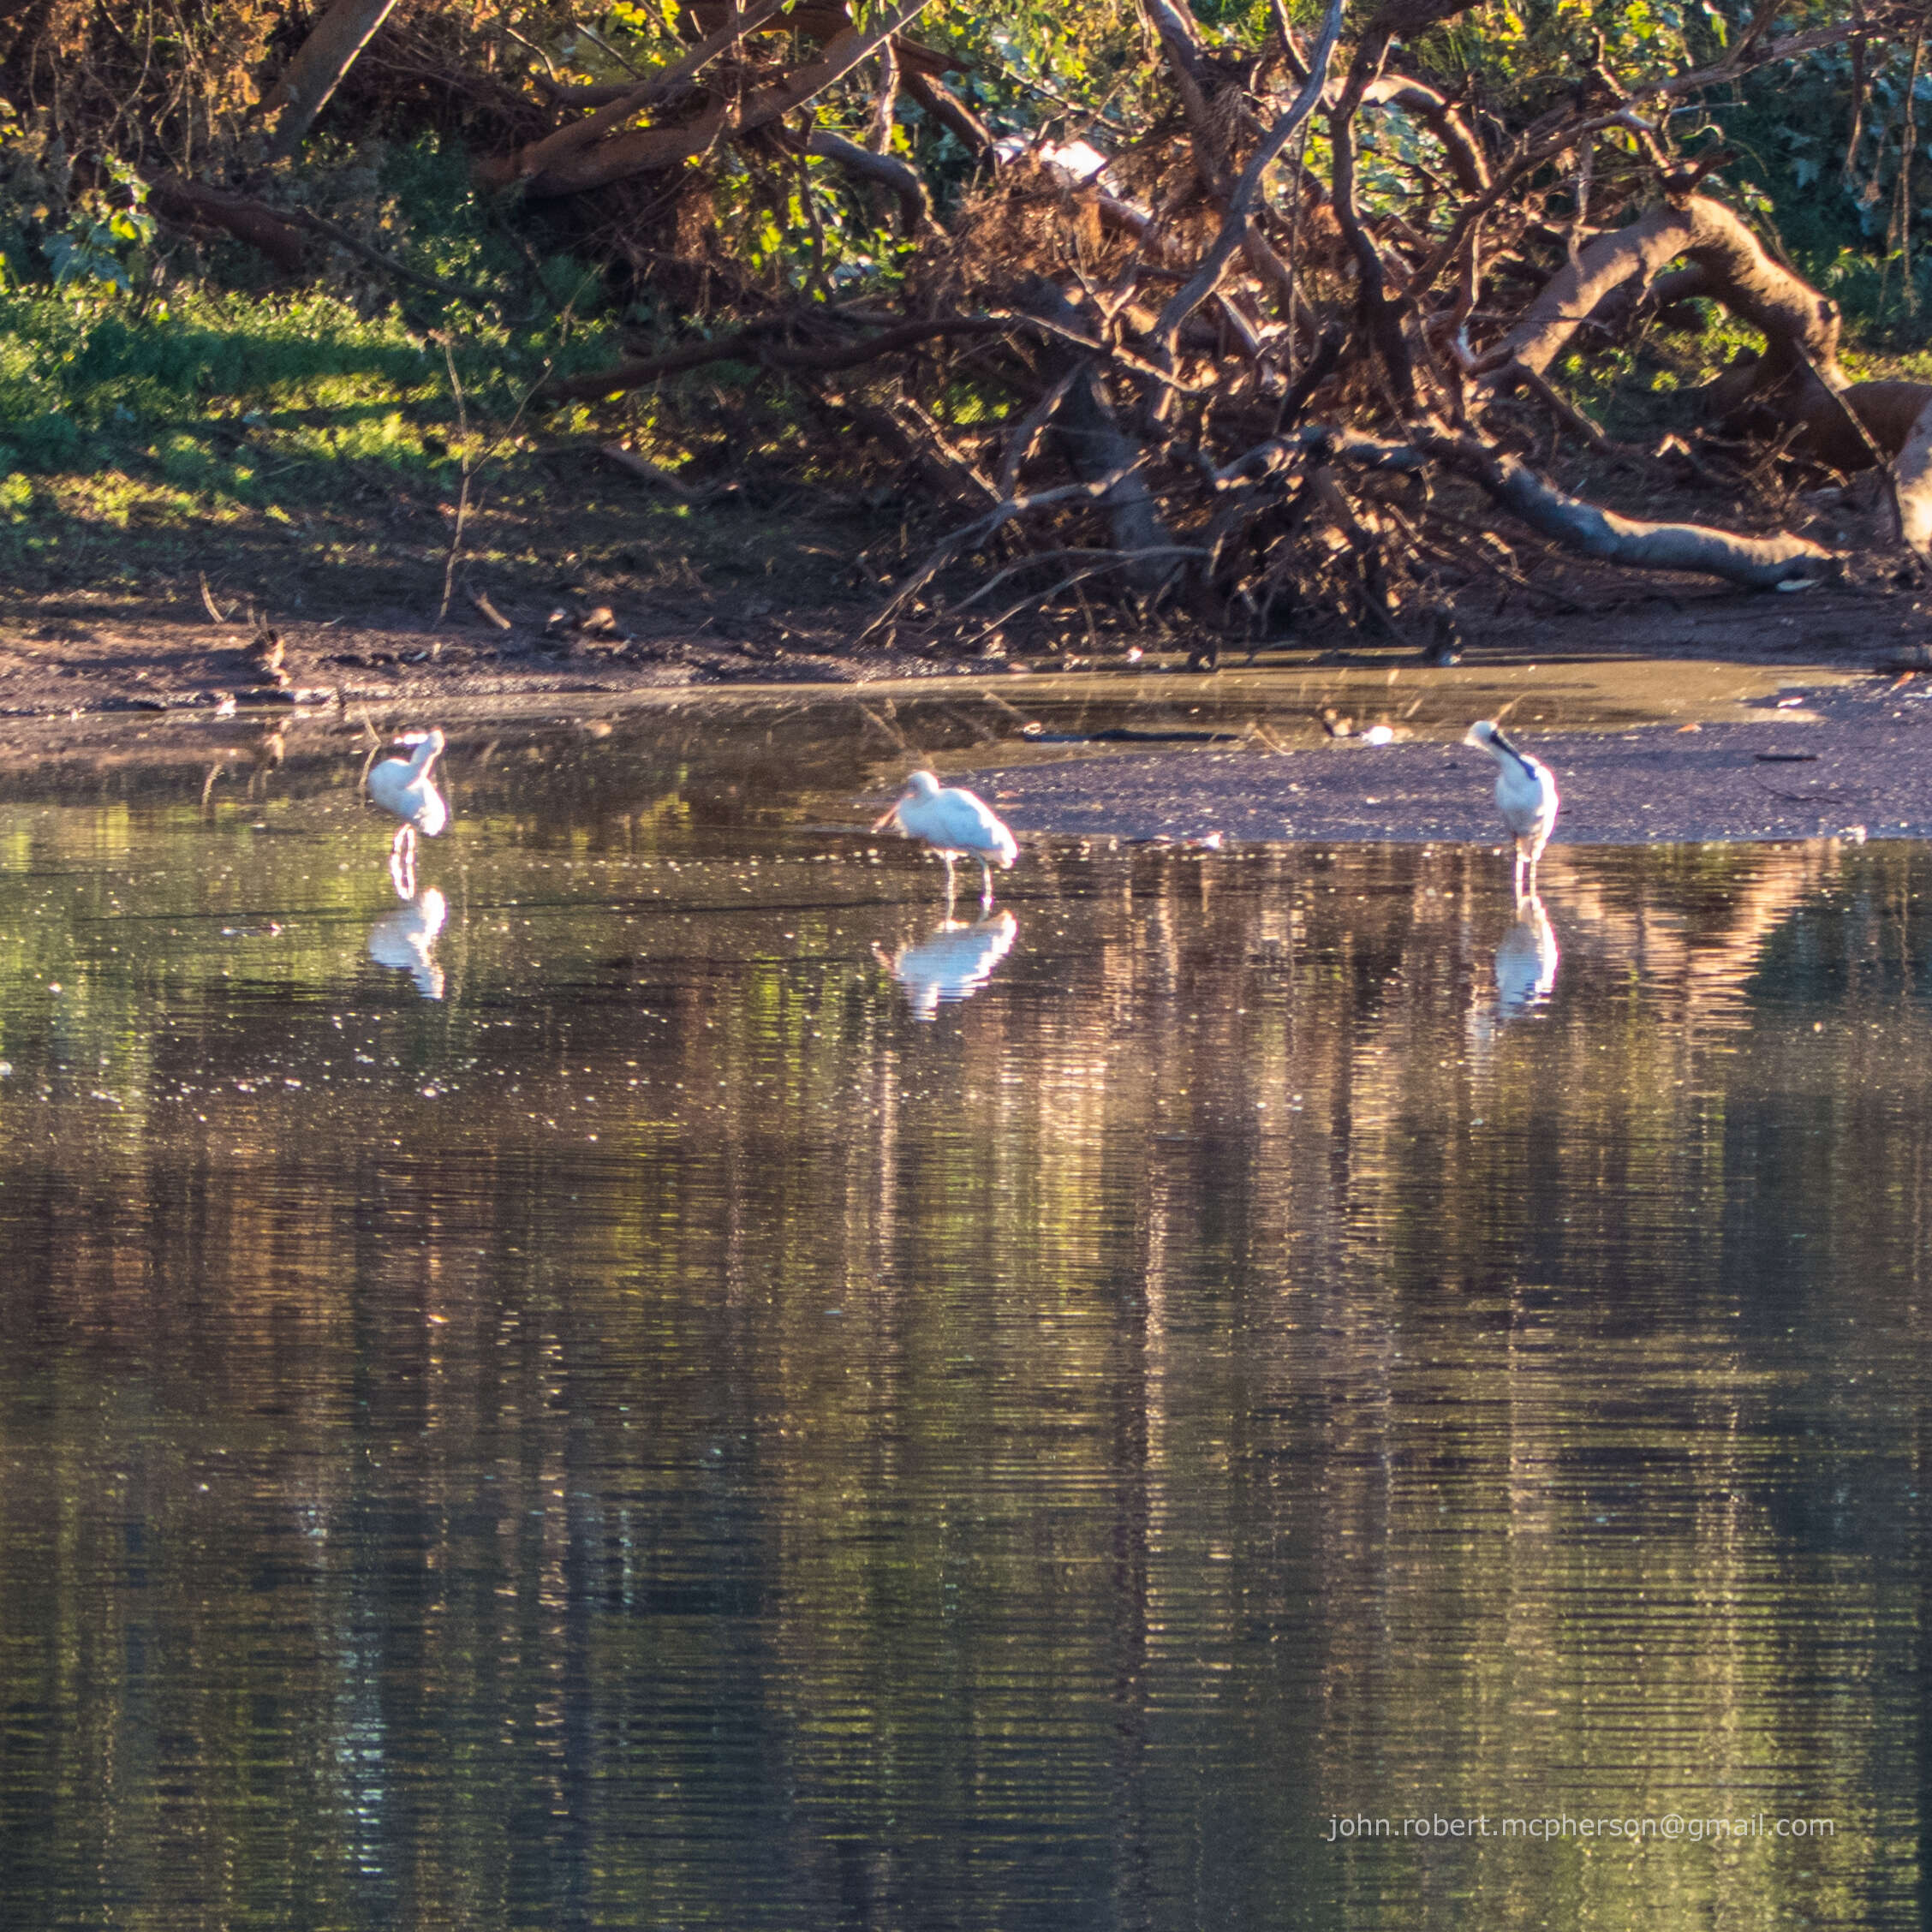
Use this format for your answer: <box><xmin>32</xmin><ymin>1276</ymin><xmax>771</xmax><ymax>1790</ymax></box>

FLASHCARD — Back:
<box><xmin>1891</xmin><ymin>393</ymin><xmax>1932</xmax><ymax>558</ymax></box>
<box><xmin>259</xmin><ymin>0</ymin><xmax>401</xmax><ymax>160</ymax></box>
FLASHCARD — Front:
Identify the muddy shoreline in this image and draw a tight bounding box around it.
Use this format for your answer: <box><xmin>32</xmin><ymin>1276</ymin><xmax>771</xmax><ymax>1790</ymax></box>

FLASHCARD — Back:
<box><xmin>0</xmin><ymin>596</ymin><xmax>1928</xmax><ymax>850</ymax></box>
<box><xmin>973</xmin><ymin>709</ymin><xmax>1912</xmax><ymax>849</ymax></box>
<box><xmin>953</xmin><ymin>671</ymin><xmax>1932</xmax><ymax>850</ymax></box>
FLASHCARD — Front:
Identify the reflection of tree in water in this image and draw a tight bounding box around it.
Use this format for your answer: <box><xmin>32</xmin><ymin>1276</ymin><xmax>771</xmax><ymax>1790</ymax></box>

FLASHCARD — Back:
<box><xmin>0</xmin><ymin>820</ymin><xmax>1916</xmax><ymax>1926</ymax></box>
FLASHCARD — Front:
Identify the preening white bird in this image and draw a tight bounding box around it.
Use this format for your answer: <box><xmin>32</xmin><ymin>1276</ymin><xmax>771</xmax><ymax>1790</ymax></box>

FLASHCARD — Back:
<box><xmin>1464</xmin><ymin>719</ymin><xmax>1559</xmax><ymax>891</ymax></box>
<box><xmin>368</xmin><ymin>729</ymin><xmax>447</xmax><ymax>895</ymax></box>
<box><xmin>873</xmin><ymin>770</ymin><xmax>1018</xmax><ymax>909</ymax></box>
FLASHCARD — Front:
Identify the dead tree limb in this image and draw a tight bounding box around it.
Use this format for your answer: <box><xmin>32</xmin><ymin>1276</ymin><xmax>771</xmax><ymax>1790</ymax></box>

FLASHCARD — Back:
<box><xmin>480</xmin><ymin>0</ymin><xmax>792</xmax><ymax>191</ymax></box>
<box><xmin>856</xmin><ymin>460</ymin><xmax>1162</xmax><ymax>641</ymax></box>
<box><xmin>541</xmin><ymin>313</ymin><xmax>1011</xmax><ymax>402</ymax></box>
<box><xmin>1149</xmin><ymin>0</ymin><xmax>1344</xmax><ymax>368</ymax></box>
<box><xmin>807</xmin><ymin>128</ymin><xmax>934</xmax><ymax>232</ymax></box>
<box><xmin>1306</xmin><ymin>429</ymin><xmax>1838</xmax><ymax>589</ymax></box>
<box><xmin>1024</xmin><ymin>281</ymin><xmax>1182</xmax><ymax>587</ymax></box>
<box><xmin>903</xmin><ymin>69</ymin><xmax>994</xmax><ymax>158</ymax></box>
<box><xmin>1405</xmin><ymin>108</ymin><xmax>1660</xmax><ymax>311</ymax></box>
<box><xmin>1361</xmin><ymin>76</ymin><xmax>1489</xmax><ymax>191</ymax></box>
<box><xmin>483</xmin><ymin>0</ymin><xmax>939</xmax><ymax>198</ymax></box>
<box><xmin>149</xmin><ymin>177</ymin><xmax>309</xmax><ymax>274</ymax></box>
<box><xmin>259</xmin><ymin>0</ymin><xmax>402</xmax><ymax>161</ymax></box>
<box><xmin>1892</xmin><ymin>393</ymin><xmax>1932</xmax><ymax>557</ymax></box>
<box><xmin>999</xmin><ymin>367</ymin><xmax>1082</xmax><ymax>496</ymax></box>
<box><xmin>1497</xmin><ymin>194</ymin><xmax>1840</xmax><ymax>385</ymax></box>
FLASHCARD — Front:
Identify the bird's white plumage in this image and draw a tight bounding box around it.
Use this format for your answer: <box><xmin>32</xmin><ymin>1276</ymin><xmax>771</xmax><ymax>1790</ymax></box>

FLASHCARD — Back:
<box><xmin>886</xmin><ymin>770</ymin><xmax>1017</xmax><ymax>863</ymax></box>
<box><xmin>1464</xmin><ymin>719</ymin><xmax>1558</xmax><ymax>883</ymax></box>
<box><xmin>369</xmin><ymin>729</ymin><xmax>448</xmax><ymax>839</ymax></box>
<box><xmin>874</xmin><ymin>770</ymin><xmax>1018</xmax><ymax>907</ymax></box>
<box><xmin>369</xmin><ymin>728</ymin><xmax>447</xmax><ymax>894</ymax></box>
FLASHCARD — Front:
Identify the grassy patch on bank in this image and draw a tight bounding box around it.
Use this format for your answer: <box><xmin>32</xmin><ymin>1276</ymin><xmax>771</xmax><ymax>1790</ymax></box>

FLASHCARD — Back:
<box><xmin>0</xmin><ymin>139</ymin><xmax>900</xmax><ymax>624</ymax></box>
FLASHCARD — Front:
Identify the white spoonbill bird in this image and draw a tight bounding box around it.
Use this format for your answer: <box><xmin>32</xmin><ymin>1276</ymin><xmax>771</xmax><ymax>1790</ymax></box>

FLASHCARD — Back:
<box><xmin>873</xmin><ymin>770</ymin><xmax>1018</xmax><ymax>909</ymax></box>
<box><xmin>1464</xmin><ymin>719</ymin><xmax>1558</xmax><ymax>891</ymax></box>
<box><xmin>369</xmin><ymin>729</ymin><xmax>447</xmax><ymax>894</ymax></box>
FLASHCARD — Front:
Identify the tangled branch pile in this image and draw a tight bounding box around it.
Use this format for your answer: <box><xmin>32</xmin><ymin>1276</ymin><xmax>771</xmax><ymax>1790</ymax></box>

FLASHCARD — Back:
<box><xmin>8</xmin><ymin>0</ymin><xmax>1932</xmax><ymax>656</ymax></box>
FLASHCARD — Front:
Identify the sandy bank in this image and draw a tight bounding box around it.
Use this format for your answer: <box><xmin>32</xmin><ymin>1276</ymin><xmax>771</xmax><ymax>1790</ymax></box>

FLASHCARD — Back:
<box><xmin>968</xmin><ymin>685</ymin><xmax>1931</xmax><ymax>848</ymax></box>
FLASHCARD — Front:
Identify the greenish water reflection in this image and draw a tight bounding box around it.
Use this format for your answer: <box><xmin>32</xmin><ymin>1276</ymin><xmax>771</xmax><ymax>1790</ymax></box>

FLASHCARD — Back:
<box><xmin>0</xmin><ymin>729</ymin><xmax>1922</xmax><ymax>1930</ymax></box>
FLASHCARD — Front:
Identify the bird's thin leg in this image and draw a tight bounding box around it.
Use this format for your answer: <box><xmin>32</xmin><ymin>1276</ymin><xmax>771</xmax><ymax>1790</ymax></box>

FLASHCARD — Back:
<box><xmin>978</xmin><ymin>856</ymin><xmax>994</xmax><ymax>911</ymax></box>
<box><xmin>940</xmin><ymin>850</ymin><xmax>957</xmax><ymax>915</ymax></box>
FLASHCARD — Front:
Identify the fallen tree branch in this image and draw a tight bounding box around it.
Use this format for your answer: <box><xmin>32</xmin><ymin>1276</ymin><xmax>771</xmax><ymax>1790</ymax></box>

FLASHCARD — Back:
<box><xmin>1149</xmin><ymin>0</ymin><xmax>1345</xmax><ymax>367</ymax></box>
<box><xmin>258</xmin><ymin>0</ymin><xmax>400</xmax><ymax>160</ymax></box>
<box><xmin>1494</xmin><ymin>194</ymin><xmax>1839</xmax><ymax>384</ymax></box>
<box><xmin>1404</xmin><ymin>108</ymin><xmax>1660</xmax><ymax>311</ymax></box>
<box><xmin>952</xmin><ymin>543</ymin><xmax>1210</xmax><ymax>619</ymax></box>
<box><xmin>149</xmin><ymin>176</ymin><xmax>309</xmax><ymax>274</ymax></box>
<box><xmin>1362</xmin><ymin>75</ymin><xmax>1489</xmax><ymax>192</ymax></box>
<box><xmin>1492</xmin><ymin>359</ymin><xmax>1635</xmax><ymax>466</ymax></box>
<box><xmin>1245</xmin><ymin>426</ymin><xmax>1836</xmax><ymax>588</ymax></box>
<box><xmin>1406</xmin><ymin>431</ymin><xmax>1837</xmax><ymax>588</ymax></box>
<box><xmin>1890</xmin><ymin>392</ymin><xmax>1932</xmax><ymax>557</ymax></box>
<box><xmin>999</xmin><ymin>365</ymin><xmax>1082</xmax><ymax>496</ymax></box>
<box><xmin>541</xmin><ymin>313</ymin><xmax>1010</xmax><ymax>401</ymax></box>
<box><xmin>544</xmin><ymin>307</ymin><xmax>1207</xmax><ymax>402</ymax></box>
<box><xmin>903</xmin><ymin>69</ymin><xmax>993</xmax><ymax>158</ymax></box>
<box><xmin>856</xmin><ymin>460</ymin><xmax>1158</xmax><ymax>642</ymax></box>
<box><xmin>1326</xmin><ymin>13</ymin><xmax>1433</xmax><ymax>410</ymax></box>
<box><xmin>484</xmin><ymin>0</ymin><xmax>940</xmax><ymax>198</ymax></box>
<box><xmin>1026</xmin><ymin>279</ymin><xmax>1182</xmax><ymax>587</ymax></box>
<box><xmin>480</xmin><ymin>0</ymin><xmax>792</xmax><ymax>190</ymax></box>
<box><xmin>806</xmin><ymin>128</ymin><xmax>934</xmax><ymax>231</ymax></box>
<box><xmin>151</xmin><ymin>178</ymin><xmax>497</xmax><ymax>302</ymax></box>
<box><xmin>280</xmin><ymin>206</ymin><xmax>498</xmax><ymax>307</ymax></box>
<box><xmin>959</xmin><ymin>551</ymin><xmax>1210</xmax><ymax>649</ymax></box>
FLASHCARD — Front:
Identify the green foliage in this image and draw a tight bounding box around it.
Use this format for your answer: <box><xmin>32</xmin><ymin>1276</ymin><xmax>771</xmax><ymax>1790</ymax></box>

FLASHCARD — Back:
<box><xmin>44</xmin><ymin>159</ymin><xmax>156</xmax><ymax>295</ymax></box>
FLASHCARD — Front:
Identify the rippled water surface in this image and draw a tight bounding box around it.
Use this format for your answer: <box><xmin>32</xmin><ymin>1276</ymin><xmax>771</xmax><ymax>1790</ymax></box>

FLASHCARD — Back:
<box><xmin>0</xmin><ymin>708</ymin><xmax>1924</xmax><ymax>1929</ymax></box>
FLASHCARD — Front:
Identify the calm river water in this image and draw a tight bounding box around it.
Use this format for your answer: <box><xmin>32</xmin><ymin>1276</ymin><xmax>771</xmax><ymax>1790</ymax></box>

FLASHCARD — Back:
<box><xmin>0</xmin><ymin>706</ymin><xmax>1923</xmax><ymax>1929</ymax></box>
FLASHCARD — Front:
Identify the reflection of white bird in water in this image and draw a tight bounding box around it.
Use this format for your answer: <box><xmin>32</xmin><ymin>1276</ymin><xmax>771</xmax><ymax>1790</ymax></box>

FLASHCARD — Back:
<box><xmin>1465</xmin><ymin>719</ymin><xmax>1559</xmax><ymax>892</ymax></box>
<box><xmin>874</xmin><ymin>910</ymin><xmax>1017</xmax><ymax>1020</ymax></box>
<box><xmin>1495</xmin><ymin>891</ymin><xmax>1559</xmax><ymax>1017</ymax></box>
<box><xmin>872</xmin><ymin>770</ymin><xmax>1018</xmax><ymax>910</ymax></box>
<box><xmin>367</xmin><ymin>887</ymin><xmax>447</xmax><ymax>999</ymax></box>
<box><xmin>369</xmin><ymin>729</ymin><xmax>447</xmax><ymax>897</ymax></box>
<box><xmin>1468</xmin><ymin>891</ymin><xmax>1559</xmax><ymax>1056</ymax></box>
